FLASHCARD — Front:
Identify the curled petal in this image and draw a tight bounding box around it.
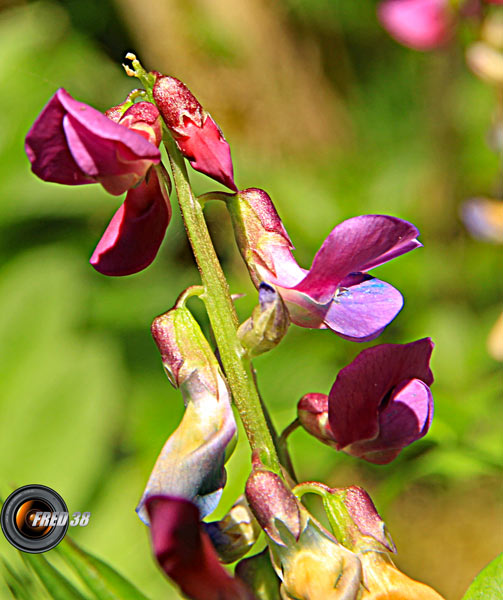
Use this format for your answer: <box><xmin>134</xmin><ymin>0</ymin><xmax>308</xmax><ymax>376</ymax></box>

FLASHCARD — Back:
<box><xmin>25</xmin><ymin>91</ymin><xmax>95</xmax><ymax>186</ymax></box>
<box><xmin>137</xmin><ymin>372</ymin><xmax>236</xmax><ymax>523</ymax></box>
<box><xmin>328</xmin><ymin>339</ymin><xmax>434</xmax><ymax>450</ymax></box>
<box><xmin>178</xmin><ymin>117</ymin><xmax>237</xmax><ymax>191</ymax></box>
<box><xmin>146</xmin><ymin>496</ymin><xmax>253</xmax><ymax>600</ymax></box>
<box><xmin>90</xmin><ymin>167</ymin><xmax>171</xmax><ymax>276</ymax></box>
<box><xmin>323</xmin><ymin>276</ymin><xmax>404</xmax><ymax>342</ymax></box>
<box><xmin>25</xmin><ymin>89</ymin><xmax>160</xmax><ymax>194</ymax></box>
<box><xmin>378</xmin><ymin>0</ymin><xmax>452</xmax><ymax>51</ymax></box>
<box><xmin>346</xmin><ymin>378</ymin><xmax>433</xmax><ymax>464</ymax></box>
<box><xmin>294</xmin><ymin>215</ymin><xmax>420</xmax><ymax>304</ymax></box>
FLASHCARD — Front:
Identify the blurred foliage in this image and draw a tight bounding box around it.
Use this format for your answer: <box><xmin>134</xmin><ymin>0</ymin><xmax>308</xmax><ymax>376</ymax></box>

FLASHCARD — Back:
<box><xmin>0</xmin><ymin>1</ymin><xmax>501</xmax><ymax>599</ymax></box>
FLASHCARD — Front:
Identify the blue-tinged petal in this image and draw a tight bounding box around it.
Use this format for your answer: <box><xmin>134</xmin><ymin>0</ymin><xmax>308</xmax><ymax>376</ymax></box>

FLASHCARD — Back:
<box><xmin>137</xmin><ymin>305</ymin><xmax>237</xmax><ymax>524</ymax></box>
<box><xmin>323</xmin><ymin>276</ymin><xmax>404</xmax><ymax>342</ymax></box>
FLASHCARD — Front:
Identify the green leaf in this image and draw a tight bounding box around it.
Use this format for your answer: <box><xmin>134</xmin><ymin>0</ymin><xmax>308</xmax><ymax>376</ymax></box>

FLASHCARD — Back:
<box><xmin>1</xmin><ymin>558</ymin><xmax>34</xmax><ymax>600</ymax></box>
<box><xmin>57</xmin><ymin>537</ymin><xmax>150</xmax><ymax>600</ymax></box>
<box><xmin>462</xmin><ymin>554</ymin><xmax>503</xmax><ymax>600</ymax></box>
<box><xmin>21</xmin><ymin>552</ymin><xmax>89</xmax><ymax>600</ymax></box>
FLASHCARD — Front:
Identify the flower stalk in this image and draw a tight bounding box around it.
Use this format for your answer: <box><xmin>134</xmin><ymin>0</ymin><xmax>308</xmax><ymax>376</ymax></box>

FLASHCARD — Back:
<box><xmin>162</xmin><ymin>130</ymin><xmax>282</xmax><ymax>474</ymax></box>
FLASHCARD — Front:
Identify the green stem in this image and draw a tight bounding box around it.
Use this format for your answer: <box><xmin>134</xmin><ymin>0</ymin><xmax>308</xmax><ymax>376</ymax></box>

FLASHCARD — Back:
<box><xmin>163</xmin><ymin>131</ymin><xmax>281</xmax><ymax>474</ymax></box>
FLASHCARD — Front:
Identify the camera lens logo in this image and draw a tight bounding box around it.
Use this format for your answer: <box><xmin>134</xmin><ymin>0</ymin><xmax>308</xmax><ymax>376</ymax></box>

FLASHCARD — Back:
<box><xmin>1</xmin><ymin>485</ymin><xmax>69</xmax><ymax>553</ymax></box>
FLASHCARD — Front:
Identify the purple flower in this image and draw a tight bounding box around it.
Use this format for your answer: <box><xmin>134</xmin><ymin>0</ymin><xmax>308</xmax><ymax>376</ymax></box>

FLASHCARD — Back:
<box><xmin>228</xmin><ymin>189</ymin><xmax>421</xmax><ymax>341</ymax></box>
<box><xmin>146</xmin><ymin>496</ymin><xmax>254</xmax><ymax>600</ymax></box>
<box><xmin>378</xmin><ymin>0</ymin><xmax>453</xmax><ymax>51</ymax></box>
<box><xmin>25</xmin><ymin>91</ymin><xmax>172</xmax><ymax>276</ymax></box>
<box><xmin>298</xmin><ymin>338</ymin><xmax>434</xmax><ymax>464</ymax></box>
<box><xmin>153</xmin><ymin>75</ymin><xmax>237</xmax><ymax>191</ymax></box>
<box><xmin>25</xmin><ymin>89</ymin><xmax>161</xmax><ymax>195</ymax></box>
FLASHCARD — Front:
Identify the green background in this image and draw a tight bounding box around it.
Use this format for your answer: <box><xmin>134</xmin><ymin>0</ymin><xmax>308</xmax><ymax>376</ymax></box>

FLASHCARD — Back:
<box><xmin>0</xmin><ymin>1</ymin><xmax>501</xmax><ymax>598</ymax></box>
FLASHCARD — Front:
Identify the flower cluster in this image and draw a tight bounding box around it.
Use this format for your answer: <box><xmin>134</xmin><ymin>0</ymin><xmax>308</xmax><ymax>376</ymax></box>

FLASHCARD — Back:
<box><xmin>25</xmin><ymin>56</ymin><xmax>444</xmax><ymax>600</ymax></box>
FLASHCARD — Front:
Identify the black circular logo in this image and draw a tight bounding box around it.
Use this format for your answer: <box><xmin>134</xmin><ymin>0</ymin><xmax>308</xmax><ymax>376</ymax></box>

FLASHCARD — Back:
<box><xmin>1</xmin><ymin>485</ymin><xmax>69</xmax><ymax>553</ymax></box>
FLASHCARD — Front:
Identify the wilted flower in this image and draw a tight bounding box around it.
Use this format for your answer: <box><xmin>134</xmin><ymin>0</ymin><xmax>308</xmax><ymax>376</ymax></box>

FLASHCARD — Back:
<box><xmin>137</xmin><ymin>303</ymin><xmax>247</xmax><ymax>599</ymax></box>
<box><xmin>245</xmin><ymin>466</ymin><xmax>362</xmax><ymax>599</ymax></box>
<box><xmin>359</xmin><ymin>552</ymin><xmax>445</xmax><ymax>599</ymax></box>
<box><xmin>25</xmin><ymin>89</ymin><xmax>161</xmax><ymax>195</ymax></box>
<box><xmin>146</xmin><ymin>496</ymin><xmax>254</xmax><ymax>600</ymax></box>
<box><xmin>298</xmin><ymin>338</ymin><xmax>434</xmax><ymax>464</ymax></box>
<box><xmin>293</xmin><ymin>483</ymin><xmax>445</xmax><ymax>599</ymax></box>
<box><xmin>153</xmin><ymin>74</ymin><xmax>237</xmax><ymax>190</ymax></box>
<box><xmin>378</xmin><ymin>0</ymin><xmax>453</xmax><ymax>51</ymax></box>
<box><xmin>137</xmin><ymin>303</ymin><xmax>237</xmax><ymax>523</ymax></box>
<box><xmin>228</xmin><ymin>188</ymin><xmax>421</xmax><ymax>341</ymax></box>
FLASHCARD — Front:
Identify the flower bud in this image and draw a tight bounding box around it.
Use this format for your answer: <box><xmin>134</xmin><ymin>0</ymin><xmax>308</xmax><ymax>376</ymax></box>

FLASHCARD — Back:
<box><xmin>297</xmin><ymin>483</ymin><xmax>394</xmax><ymax>553</ymax></box>
<box><xmin>298</xmin><ymin>339</ymin><xmax>434</xmax><ymax>464</ymax></box>
<box><xmin>238</xmin><ymin>284</ymin><xmax>290</xmax><ymax>358</ymax></box>
<box><xmin>227</xmin><ymin>188</ymin><xmax>294</xmax><ymax>288</ymax></box>
<box><xmin>293</xmin><ymin>482</ymin><xmax>443</xmax><ymax>599</ymax></box>
<box><xmin>153</xmin><ymin>74</ymin><xmax>236</xmax><ymax>190</ymax></box>
<box><xmin>245</xmin><ymin>468</ymin><xmax>301</xmax><ymax>546</ymax></box>
<box><xmin>151</xmin><ymin>303</ymin><xmax>220</xmax><ymax>392</ymax></box>
<box><xmin>246</xmin><ymin>466</ymin><xmax>362</xmax><ymax>599</ymax></box>
<box><xmin>137</xmin><ymin>304</ymin><xmax>237</xmax><ymax>523</ymax></box>
<box><xmin>204</xmin><ymin>496</ymin><xmax>261</xmax><ymax>564</ymax></box>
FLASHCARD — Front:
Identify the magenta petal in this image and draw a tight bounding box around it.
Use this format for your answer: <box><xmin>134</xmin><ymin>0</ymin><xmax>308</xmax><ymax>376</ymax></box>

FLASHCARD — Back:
<box><xmin>294</xmin><ymin>215</ymin><xmax>420</xmax><ymax>303</ymax></box>
<box><xmin>26</xmin><ymin>88</ymin><xmax>161</xmax><ymax>194</ymax></box>
<box><xmin>25</xmin><ymin>89</ymin><xmax>95</xmax><ymax>185</ymax></box>
<box><xmin>346</xmin><ymin>378</ymin><xmax>433</xmax><ymax>464</ymax></box>
<box><xmin>323</xmin><ymin>276</ymin><xmax>404</xmax><ymax>341</ymax></box>
<box><xmin>328</xmin><ymin>338</ymin><xmax>434</xmax><ymax>449</ymax></box>
<box><xmin>146</xmin><ymin>496</ymin><xmax>250</xmax><ymax>600</ymax></box>
<box><xmin>378</xmin><ymin>0</ymin><xmax>452</xmax><ymax>51</ymax></box>
<box><xmin>90</xmin><ymin>169</ymin><xmax>171</xmax><ymax>276</ymax></box>
<box><xmin>177</xmin><ymin>117</ymin><xmax>237</xmax><ymax>191</ymax></box>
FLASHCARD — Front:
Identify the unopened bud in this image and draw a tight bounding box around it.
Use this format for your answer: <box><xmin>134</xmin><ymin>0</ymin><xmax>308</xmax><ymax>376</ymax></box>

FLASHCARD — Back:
<box><xmin>153</xmin><ymin>74</ymin><xmax>236</xmax><ymax>190</ymax></box>
<box><xmin>245</xmin><ymin>467</ymin><xmax>301</xmax><ymax>546</ymax></box>
<box><xmin>238</xmin><ymin>283</ymin><xmax>290</xmax><ymax>358</ymax></box>
<box><xmin>204</xmin><ymin>496</ymin><xmax>261</xmax><ymax>563</ymax></box>
<box><xmin>151</xmin><ymin>304</ymin><xmax>219</xmax><ymax>394</ymax></box>
<box><xmin>314</xmin><ymin>484</ymin><xmax>395</xmax><ymax>553</ymax></box>
<box><xmin>227</xmin><ymin>188</ymin><xmax>294</xmax><ymax>288</ymax></box>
